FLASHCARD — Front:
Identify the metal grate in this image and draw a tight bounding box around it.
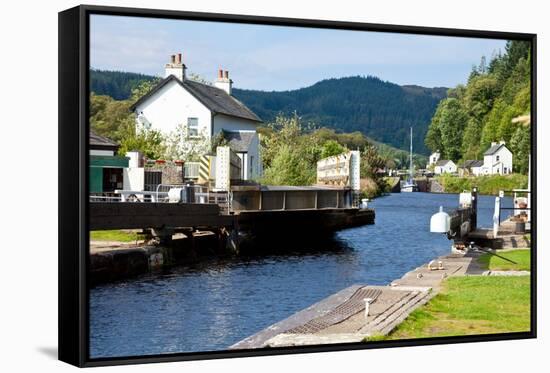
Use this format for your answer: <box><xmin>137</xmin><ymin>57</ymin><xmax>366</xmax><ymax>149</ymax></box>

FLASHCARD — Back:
<box><xmin>286</xmin><ymin>287</ymin><xmax>382</xmax><ymax>334</ymax></box>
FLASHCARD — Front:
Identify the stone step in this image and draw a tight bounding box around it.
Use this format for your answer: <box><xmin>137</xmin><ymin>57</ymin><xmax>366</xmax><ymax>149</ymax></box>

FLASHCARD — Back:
<box><xmin>360</xmin><ymin>289</ymin><xmax>433</xmax><ymax>336</ymax></box>
<box><xmin>377</xmin><ymin>291</ymin><xmax>434</xmax><ymax>335</ymax></box>
<box><xmin>499</xmin><ymin>237</ymin><xmax>529</xmax><ymax>248</ymax></box>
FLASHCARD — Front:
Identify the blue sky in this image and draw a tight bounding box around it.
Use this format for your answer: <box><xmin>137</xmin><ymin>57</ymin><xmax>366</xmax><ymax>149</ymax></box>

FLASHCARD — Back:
<box><xmin>90</xmin><ymin>15</ymin><xmax>507</xmax><ymax>91</ymax></box>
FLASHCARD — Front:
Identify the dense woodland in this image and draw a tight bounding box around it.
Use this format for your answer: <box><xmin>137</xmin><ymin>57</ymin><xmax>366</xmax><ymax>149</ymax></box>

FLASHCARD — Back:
<box><xmin>425</xmin><ymin>41</ymin><xmax>531</xmax><ymax>174</ymax></box>
<box><xmin>91</xmin><ymin>70</ymin><xmax>158</xmax><ymax>100</ymax></box>
<box><xmin>91</xmin><ymin>70</ymin><xmax>446</xmax><ymax>154</ymax></box>
<box><xmin>233</xmin><ymin>77</ymin><xmax>446</xmax><ymax>155</ymax></box>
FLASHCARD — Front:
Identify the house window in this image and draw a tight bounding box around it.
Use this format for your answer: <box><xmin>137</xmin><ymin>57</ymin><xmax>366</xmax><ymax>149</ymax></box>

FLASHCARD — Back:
<box><xmin>187</xmin><ymin>117</ymin><xmax>199</xmax><ymax>137</ymax></box>
<box><xmin>496</xmin><ymin>155</ymin><xmax>500</xmax><ymax>162</ymax></box>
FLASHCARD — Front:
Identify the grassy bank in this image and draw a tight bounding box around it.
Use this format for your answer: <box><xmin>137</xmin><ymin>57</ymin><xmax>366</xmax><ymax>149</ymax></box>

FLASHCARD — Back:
<box><xmin>90</xmin><ymin>230</ymin><xmax>142</xmax><ymax>242</ymax></box>
<box><xmin>383</xmin><ymin>276</ymin><xmax>530</xmax><ymax>339</ymax></box>
<box><xmin>436</xmin><ymin>173</ymin><xmax>527</xmax><ymax>195</ymax></box>
<box><xmin>360</xmin><ymin>177</ymin><xmax>389</xmax><ymax>199</ymax></box>
<box><xmin>479</xmin><ymin>249</ymin><xmax>531</xmax><ymax>271</ymax></box>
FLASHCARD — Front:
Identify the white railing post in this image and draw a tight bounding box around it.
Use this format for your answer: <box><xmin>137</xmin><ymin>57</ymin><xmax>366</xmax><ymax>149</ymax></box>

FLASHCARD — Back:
<box><xmin>493</xmin><ymin>196</ymin><xmax>501</xmax><ymax>238</ymax></box>
<box><xmin>364</xmin><ymin>298</ymin><xmax>373</xmax><ymax>321</ymax></box>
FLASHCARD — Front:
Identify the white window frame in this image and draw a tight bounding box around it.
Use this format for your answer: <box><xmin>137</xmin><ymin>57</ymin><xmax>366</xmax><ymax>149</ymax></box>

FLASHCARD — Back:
<box><xmin>187</xmin><ymin>117</ymin><xmax>199</xmax><ymax>138</ymax></box>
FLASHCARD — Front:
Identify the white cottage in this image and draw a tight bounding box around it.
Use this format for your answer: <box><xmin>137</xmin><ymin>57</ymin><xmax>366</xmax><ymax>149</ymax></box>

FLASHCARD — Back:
<box><xmin>427</xmin><ymin>151</ymin><xmax>441</xmax><ymax>167</ymax></box>
<box><xmin>480</xmin><ymin>141</ymin><xmax>513</xmax><ymax>175</ymax></box>
<box><xmin>130</xmin><ymin>53</ymin><xmax>263</xmax><ymax>180</ymax></box>
<box><xmin>434</xmin><ymin>160</ymin><xmax>457</xmax><ymax>175</ymax></box>
<box><xmin>458</xmin><ymin>160</ymin><xmax>484</xmax><ymax>177</ymax></box>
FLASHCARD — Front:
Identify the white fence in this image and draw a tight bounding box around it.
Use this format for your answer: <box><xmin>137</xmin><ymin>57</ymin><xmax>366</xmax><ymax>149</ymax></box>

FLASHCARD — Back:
<box><xmin>316</xmin><ymin>151</ymin><xmax>361</xmax><ymax>191</ymax></box>
<box><xmin>184</xmin><ymin>162</ymin><xmax>200</xmax><ymax>179</ymax></box>
<box><xmin>215</xmin><ymin>146</ymin><xmax>242</xmax><ymax>191</ymax></box>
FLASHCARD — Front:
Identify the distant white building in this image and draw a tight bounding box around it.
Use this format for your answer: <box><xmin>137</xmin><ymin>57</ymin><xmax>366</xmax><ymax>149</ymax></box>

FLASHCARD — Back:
<box><xmin>434</xmin><ymin>160</ymin><xmax>457</xmax><ymax>175</ymax></box>
<box><xmin>458</xmin><ymin>160</ymin><xmax>484</xmax><ymax>177</ymax></box>
<box><xmin>480</xmin><ymin>141</ymin><xmax>513</xmax><ymax>175</ymax></box>
<box><xmin>130</xmin><ymin>53</ymin><xmax>263</xmax><ymax>180</ymax></box>
<box><xmin>427</xmin><ymin>151</ymin><xmax>441</xmax><ymax>167</ymax></box>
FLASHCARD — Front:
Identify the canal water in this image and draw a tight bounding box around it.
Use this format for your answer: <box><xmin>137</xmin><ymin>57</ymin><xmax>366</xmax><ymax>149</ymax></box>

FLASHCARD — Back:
<box><xmin>89</xmin><ymin>192</ymin><xmax>512</xmax><ymax>358</ymax></box>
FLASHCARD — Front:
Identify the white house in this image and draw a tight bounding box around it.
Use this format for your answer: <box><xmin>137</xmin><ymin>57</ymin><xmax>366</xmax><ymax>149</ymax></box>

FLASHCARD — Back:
<box><xmin>458</xmin><ymin>160</ymin><xmax>483</xmax><ymax>177</ymax></box>
<box><xmin>427</xmin><ymin>151</ymin><xmax>441</xmax><ymax>167</ymax></box>
<box><xmin>480</xmin><ymin>141</ymin><xmax>513</xmax><ymax>175</ymax></box>
<box><xmin>434</xmin><ymin>160</ymin><xmax>457</xmax><ymax>175</ymax></box>
<box><xmin>130</xmin><ymin>53</ymin><xmax>263</xmax><ymax>180</ymax></box>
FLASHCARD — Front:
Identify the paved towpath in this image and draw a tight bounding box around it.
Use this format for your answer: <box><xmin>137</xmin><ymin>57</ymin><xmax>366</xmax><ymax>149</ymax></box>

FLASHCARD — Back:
<box><xmin>231</xmin><ymin>250</ymin><xmax>486</xmax><ymax>349</ymax></box>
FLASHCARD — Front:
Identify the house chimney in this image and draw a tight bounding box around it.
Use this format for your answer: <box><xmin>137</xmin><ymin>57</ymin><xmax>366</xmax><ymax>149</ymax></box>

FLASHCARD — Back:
<box><xmin>499</xmin><ymin>140</ymin><xmax>506</xmax><ymax>145</ymax></box>
<box><xmin>491</xmin><ymin>141</ymin><xmax>497</xmax><ymax>147</ymax></box>
<box><xmin>215</xmin><ymin>68</ymin><xmax>232</xmax><ymax>95</ymax></box>
<box><xmin>165</xmin><ymin>52</ymin><xmax>186</xmax><ymax>81</ymax></box>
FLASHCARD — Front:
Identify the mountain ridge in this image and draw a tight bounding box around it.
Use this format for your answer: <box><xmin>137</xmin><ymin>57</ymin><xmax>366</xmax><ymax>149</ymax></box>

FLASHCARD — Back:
<box><xmin>91</xmin><ymin>69</ymin><xmax>447</xmax><ymax>154</ymax></box>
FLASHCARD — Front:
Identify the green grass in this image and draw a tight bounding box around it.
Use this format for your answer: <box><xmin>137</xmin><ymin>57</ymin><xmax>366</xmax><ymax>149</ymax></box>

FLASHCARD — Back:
<box><xmin>90</xmin><ymin>230</ymin><xmax>142</xmax><ymax>242</ymax></box>
<box><xmin>379</xmin><ymin>276</ymin><xmax>531</xmax><ymax>340</ymax></box>
<box><xmin>478</xmin><ymin>249</ymin><xmax>531</xmax><ymax>271</ymax></box>
<box><xmin>436</xmin><ymin>173</ymin><xmax>527</xmax><ymax>195</ymax></box>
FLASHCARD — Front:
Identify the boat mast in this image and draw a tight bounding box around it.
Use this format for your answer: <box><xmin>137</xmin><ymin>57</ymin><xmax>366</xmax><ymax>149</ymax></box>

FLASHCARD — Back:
<box><xmin>409</xmin><ymin>127</ymin><xmax>413</xmax><ymax>180</ymax></box>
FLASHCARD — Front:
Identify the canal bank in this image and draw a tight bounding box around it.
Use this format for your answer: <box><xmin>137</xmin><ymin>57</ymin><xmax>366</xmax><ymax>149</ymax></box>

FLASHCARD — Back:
<box><xmin>89</xmin><ymin>193</ymin><xmax>513</xmax><ymax>358</ymax></box>
<box><xmin>231</xmin><ymin>244</ymin><xmax>531</xmax><ymax>349</ymax></box>
<box><xmin>230</xmin><ymin>249</ymin><xmax>487</xmax><ymax>348</ymax></box>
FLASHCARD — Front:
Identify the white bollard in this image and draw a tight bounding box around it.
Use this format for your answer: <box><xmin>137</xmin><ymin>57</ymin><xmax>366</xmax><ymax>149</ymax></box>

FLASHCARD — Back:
<box><xmin>364</xmin><ymin>298</ymin><xmax>373</xmax><ymax>321</ymax></box>
<box><xmin>493</xmin><ymin>196</ymin><xmax>501</xmax><ymax>238</ymax></box>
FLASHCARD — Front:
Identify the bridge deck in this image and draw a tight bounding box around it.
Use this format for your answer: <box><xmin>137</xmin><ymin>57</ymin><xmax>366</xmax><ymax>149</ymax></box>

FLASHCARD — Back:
<box><xmin>89</xmin><ymin>202</ymin><xmax>233</xmax><ymax>230</ymax></box>
<box><xmin>90</xmin><ymin>202</ymin><xmax>374</xmax><ymax>232</ymax></box>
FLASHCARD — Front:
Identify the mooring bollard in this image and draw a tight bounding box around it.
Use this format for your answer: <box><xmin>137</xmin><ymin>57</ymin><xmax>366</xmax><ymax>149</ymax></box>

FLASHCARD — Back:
<box><xmin>364</xmin><ymin>298</ymin><xmax>373</xmax><ymax>320</ymax></box>
<box><xmin>493</xmin><ymin>196</ymin><xmax>501</xmax><ymax>238</ymax></box>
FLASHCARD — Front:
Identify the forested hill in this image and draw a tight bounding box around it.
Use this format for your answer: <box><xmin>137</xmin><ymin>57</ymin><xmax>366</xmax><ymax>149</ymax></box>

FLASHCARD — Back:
<box><xmin>424</xmin><ymin>40</ymin><xmax>531</xmax><ymax>173</ymax></box>
<box><xmin>91</xmin><ymin>70</ymin><xmax>446</xmax><ymax>154</ymax></box>
<box><xmin>91</xmin><ymin>70</ymin><xmax>158</xmax><ymax>100</ymax></box>
<box><xmin>233</xmin><ymin>77</ymin><xmax>447</xmax><ymax>154</ymax></box>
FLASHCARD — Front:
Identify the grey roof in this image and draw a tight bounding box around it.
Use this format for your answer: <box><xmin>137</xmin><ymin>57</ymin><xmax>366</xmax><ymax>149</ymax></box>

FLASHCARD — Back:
<box><xmin>130</xmin><ymin>75</ymin><xmax>262</xmax><ymax>123</ymax></box>
<box><xmin>435</xmin><ymin>160</ymin><xmax>453</xmax><ymax>166</ymax></box>
<box><xmin>484</xmin><ymin>143</ymin><xmax>505</xmax><ymax>155</ymax></box>
<box><xmin>90</xmin><ymin>131</ymin><xmax>119</xmax><ymax>150</ymax></box>
<box><xmin>461</xmin><ymin>160</ymin><xmax>484</xmax><ymax>168</ymax></box>
<box><xmin>222</xmin><ymin>130</ymin><xmax>256</xmax><ymax>152</ymax></box>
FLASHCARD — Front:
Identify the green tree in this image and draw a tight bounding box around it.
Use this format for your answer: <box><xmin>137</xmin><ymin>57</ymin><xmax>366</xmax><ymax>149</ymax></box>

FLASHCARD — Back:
<box><xmin>425</xmin><ymin>106</ymin><xmax>443</xmax><ymax>153</ymax></box>
<box><xmin>117</xmin><ymin>127</ymin><xmax>166</xmax><ymax>159</ymax></box>
<box><xmin>129</xmin><ymin>78</ymin><xmax>161</xmax><ymax>102</ymax></box>
<box><xmin>320</xmin><ymin>140</ymin><xmax>346</xmax><ymax>159</ymax></box>
<box><xmin>461</xmin><ymin>118</ymin><xmax>482</xmax><ymax>160</ymax></box>
<box><xmin>90</xmin><ymin>93</ymin><xmax>134</xmax><ymax>142</ymax></box>
<box><xmin>424</xmin><ymin>39</ymin><xmax>531</xmax><ymax>174</ymax></box>
<box><xmin>261</xmin><ymin>145</ymin><xmax>316</xmax><ymax>186</ymax></box>
<box><xmin>431</xmin><ymin>98</ymin><xmax>468</xmax><ymax>161</ymax></box>
<box><xmin>510</xmin><ymin>125</ymin><xmax>530</xmax><ymax>174</ymax></box>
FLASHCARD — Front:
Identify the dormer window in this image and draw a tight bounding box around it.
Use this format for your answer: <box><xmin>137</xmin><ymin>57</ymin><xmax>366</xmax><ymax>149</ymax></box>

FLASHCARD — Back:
<box><xmin>187</xmin><ymin>117</ymin><xmax>199</xmax><ymax>137</ymax></box>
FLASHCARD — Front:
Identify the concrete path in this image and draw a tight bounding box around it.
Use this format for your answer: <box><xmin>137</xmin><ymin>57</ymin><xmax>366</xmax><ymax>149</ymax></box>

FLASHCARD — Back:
<box><xmin>231</xmin><ymin>250</ymin><xmax>486</xmax><ymax>349</ymax></box>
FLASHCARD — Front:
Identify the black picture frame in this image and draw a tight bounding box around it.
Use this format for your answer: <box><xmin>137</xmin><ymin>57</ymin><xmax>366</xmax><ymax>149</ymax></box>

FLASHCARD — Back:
<box><xmin>59</xmin><ymin>4</ymin><xmax>537</xmax><ymax>367</ymax></box>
